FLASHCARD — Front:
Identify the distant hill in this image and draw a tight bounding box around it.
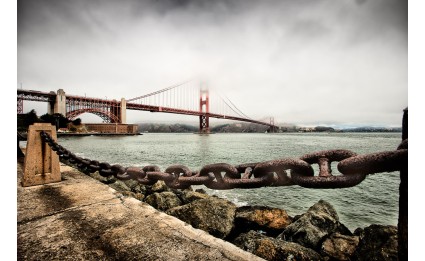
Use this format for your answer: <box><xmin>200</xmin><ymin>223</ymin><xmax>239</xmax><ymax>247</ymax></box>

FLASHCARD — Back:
<box><xmin>211</xmin><ymin>123</ymin><xmax>270</xmax><ymax>133</ymax></box>
<box><xmin>138</xmin><ymin>122</ymin><xmax>273</xmax><ymax>133</ymax></box>
<box><xmin>138</xmin><ymin>123</ymin><xmax>197</xmax><ymax>133</ymax></box>
<box><xmin>340</xmin><ymin>126</ymin><xmax>402</xmax><ymax>132</ymax></box>
<box><xmin>137</xmin><ymin>122</ymin><xmax>401</xmax><ymax>133</ymax></box>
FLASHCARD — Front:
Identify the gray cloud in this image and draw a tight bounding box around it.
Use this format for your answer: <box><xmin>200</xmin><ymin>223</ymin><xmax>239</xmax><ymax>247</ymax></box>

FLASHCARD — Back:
<box><xmin>18</xmin><ymin>0</ymin><xmax>407</xmax><ymax>126</ymax></box>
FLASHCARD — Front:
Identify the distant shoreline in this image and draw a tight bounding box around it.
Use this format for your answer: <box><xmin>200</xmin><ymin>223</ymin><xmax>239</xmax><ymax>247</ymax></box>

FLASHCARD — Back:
<box><xmin>56</xmin><ymin>133</ymin><xmax>142</xmax><ymax>137</ymax></box>
<box><xmin>18</xmin><ymin>131</ymin><xmax>401</xmax><ymax>140</ymax></box>
<box><xmin>137</xmin><ymin>122</ymin><xmax>402</xmax><ymax>134</ymax></box>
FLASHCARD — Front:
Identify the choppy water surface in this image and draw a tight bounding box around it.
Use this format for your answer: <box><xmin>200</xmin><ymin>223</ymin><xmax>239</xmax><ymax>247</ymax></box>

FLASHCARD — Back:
<box><xmin>57</xmin><ymin>132</ymin><xmax>402</xmax><ymax>231</ymax></box>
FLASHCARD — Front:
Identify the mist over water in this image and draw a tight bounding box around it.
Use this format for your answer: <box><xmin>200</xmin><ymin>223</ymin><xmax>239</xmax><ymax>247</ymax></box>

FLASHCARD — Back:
<box><xmin>56</xmin><ymin>132</ymin><xmax>402</xmax><ymax>231</ymax></box>
<box><xmin>18</xmin><ymin>0</ymin><xmax>407</xmax><ymax>126</ymax></box>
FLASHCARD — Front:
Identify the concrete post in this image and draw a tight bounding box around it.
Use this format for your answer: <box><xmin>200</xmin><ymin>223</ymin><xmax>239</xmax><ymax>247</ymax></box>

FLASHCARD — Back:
<box><xmin>22</xmin><ymin>123</ymin><xmax>61</xmax><ymax>187</ymax></box>
<box><xmin>120</xmin><ymin>98</ymin><xmax>126</xmax><ymax>124</ymax></box>
<box><xmin>54</xmin><ymin>89</ymin><xmax>66</xmax><ymax>116</ymax></box>
<box><xmin>398</xmin><ymin>108</ymin><xmax>408</xmax><ymax>260</ymax></box>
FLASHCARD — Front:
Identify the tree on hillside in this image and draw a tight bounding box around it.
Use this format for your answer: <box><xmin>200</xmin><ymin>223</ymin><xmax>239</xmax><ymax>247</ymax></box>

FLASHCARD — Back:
<box><xmin>24</xmin><ymin>110</ymin><xmax>40</xmax><ymax>127</ymax></box>
<box><xmin>40</xmin><ymin>113</ymin><xmax>70</xmax><ymax>130</ymax></box>
<box><xmin>17</xmin><ymin>110</ymin><xmax>41</xmax><ymax>131</ymax></box>
<box><xmin>72</xmin><ymin>118</ymin><xmax>82</xmax><ymax>125</ymax></box>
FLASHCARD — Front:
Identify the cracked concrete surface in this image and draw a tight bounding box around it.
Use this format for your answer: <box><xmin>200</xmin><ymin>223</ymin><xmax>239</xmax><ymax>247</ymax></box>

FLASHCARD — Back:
<box><xmin>17</xmin><ymin>162</ymin><xmax>264</xmax><ymax>261</ymax></box>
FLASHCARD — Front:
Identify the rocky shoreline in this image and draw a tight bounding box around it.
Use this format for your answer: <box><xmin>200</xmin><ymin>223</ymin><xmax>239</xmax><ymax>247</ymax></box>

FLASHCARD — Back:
<box><xmin>82</xmin><ymin>168</ymin><xmax>397</xmax><ymax>261</ymax></box>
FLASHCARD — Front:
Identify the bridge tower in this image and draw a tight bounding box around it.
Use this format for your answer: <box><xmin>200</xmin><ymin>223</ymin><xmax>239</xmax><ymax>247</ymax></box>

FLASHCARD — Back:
<box><xmin>199</xmin><ymin>84</ymin><xmax>210</xmax><ymax>134</ymax></box>
<box><xmin>269</xmin><ymin>117</ymin><xmax>278</xmax><ymax>133</ymax></box>
<box><xmin>48</xmin><ymin>89</ymin><xmax>66</xmax><ymax>117</ymax></box>
<box><xmin>120</xmin><ymin>98</ymin><xmax>126</xmax><ymax>124</ymax></box>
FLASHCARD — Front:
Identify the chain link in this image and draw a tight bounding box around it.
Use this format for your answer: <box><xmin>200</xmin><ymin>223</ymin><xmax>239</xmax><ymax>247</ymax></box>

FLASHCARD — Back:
<box><xmin>291</xmin><ymin>149</ymin><xmax>367</xmax><ymax>188</ymax></box>
<box><xmin>40</xmin><ymin>131</ymin><xmax>408</xmax><ymax>190</ymax></box>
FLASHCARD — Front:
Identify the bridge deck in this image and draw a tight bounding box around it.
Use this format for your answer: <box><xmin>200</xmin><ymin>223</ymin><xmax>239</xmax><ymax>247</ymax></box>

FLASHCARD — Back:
<box><xmin>18</xmin><ymin>89</ymin><xmax>277</xmax><ymax>128</ymax></box>
<box><xmin>17</xmin><ymin>161</ymin><xmax>263</xmax><ymax>261</ymax></box>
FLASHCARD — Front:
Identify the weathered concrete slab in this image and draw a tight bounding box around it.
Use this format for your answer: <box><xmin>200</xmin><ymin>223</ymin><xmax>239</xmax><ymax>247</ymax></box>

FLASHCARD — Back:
<box><xmin>18</xmin><ymin>166</ymin><xmax>116</xmax><ymax>223</ymax></box>
<box><xmin>17</xmin><ymin>163</ymin><xmax>264</xmax><ymax>261</ymax></box>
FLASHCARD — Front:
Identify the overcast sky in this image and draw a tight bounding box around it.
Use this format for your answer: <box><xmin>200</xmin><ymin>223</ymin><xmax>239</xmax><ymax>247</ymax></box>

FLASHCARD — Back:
<box><xmin>17</xmin><ymin>0</ymin><xmax>407</xmax><ymax>127</ymax></box>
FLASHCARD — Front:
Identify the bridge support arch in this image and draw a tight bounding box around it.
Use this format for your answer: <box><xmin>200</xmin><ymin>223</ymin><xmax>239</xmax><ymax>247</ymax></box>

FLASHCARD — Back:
<box><xmin>67</xmin><ymin>108</ymin><xmax>121</xmax><ymax>123</ymax></box>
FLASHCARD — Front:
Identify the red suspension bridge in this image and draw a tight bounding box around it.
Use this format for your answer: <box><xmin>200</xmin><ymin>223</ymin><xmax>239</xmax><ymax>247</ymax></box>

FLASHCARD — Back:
<box><xmin>17</xmin><ymin>81</ymin><xmax>278</xmax><ymax>133</ymax></box>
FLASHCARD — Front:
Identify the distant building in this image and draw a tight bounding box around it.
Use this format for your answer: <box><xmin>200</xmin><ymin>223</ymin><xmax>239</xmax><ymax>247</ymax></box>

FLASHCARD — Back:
<box><xmin>84</xmin><ymin>123</ymin><xmax>138</xmax><ymax>134</ymax></box>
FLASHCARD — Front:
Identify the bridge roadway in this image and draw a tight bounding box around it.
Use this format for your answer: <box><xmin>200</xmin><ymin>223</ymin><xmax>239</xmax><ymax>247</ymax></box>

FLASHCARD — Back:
<box><xmin>126</xmin><ymin>103</ymin><xmax>276</xmax><ymax>127</ymax></box>
<box><xmin>17</xmin><ymin>89</ymin><xmax>276</xmax><ymax>128</ymax></box>
<box><xmin>17</xmin><ymin>160</ymin><xmax>264</xmax><ymax>261</ymax></box>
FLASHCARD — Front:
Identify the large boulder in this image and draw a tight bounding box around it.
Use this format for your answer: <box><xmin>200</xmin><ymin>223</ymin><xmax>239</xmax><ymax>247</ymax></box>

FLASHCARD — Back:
<box><xmin>179</xmin><ymin>190</ymin><xmax>210</xmax><ymax>204</ymax></box>
<box><xmin>234</xmin><ymin>230</ymin><xmax>323</xmax><ymax>261</ymax></box>
<box><xmin>195</xmin><ymin>188</ymin><xmax>207</xmax><ymax>194</ymax></box>
<box><xmin>143</xmin><ymin>181</ymin><xmax>173</xmax><ymax>197</ymax></box>
<box><xmin>123</xmin><ymin>179</ymin><xmax>147</xmax><ymax>194</ymax></box>
<box><xmin>151</xmin><ymin>180</ymin><xmax>171</xmax><ymax>193</ymax></box>
<box><xmin>352</xmin><ymin>224</ymin><xmax>398</xmax><ymax>261</ymax></box>
<box><xmin>166</xmin><ymin>196</ymin><xmax>236</xmax><ymax>239</ymax></box>
<box><xmin>233</xmin><ymin>206</ymin><xmax>292</xmax><ymax>237</ymax></box>
<box><xmin>320</xmin><ymin>232</ymin><xmax>359</xmax><ymax>260</ymax></box>
<box><xmin>90</xmin><ymin>172</ymin><xmax>116</xmax><ymax>184</ymax></box>
<box><xmin>170</xmin><ymin>187</ymin><xmax>193</xmax><ymax>198</ymax></box>
<box><xmin>144</xmin><ymin>192</ymin><xmax>182</xmax><ymax>211</ymax></box>
<box><xmin>121</xmin><ymin>191</ymin><xmax>145</xmax><ymax>201</ymax></box>
<box><xmin>278</xmin><ymin>200</ymin><xmax>351</xmax><ymax>251</ymax></box>
<box><xmin>108</xmin><ymin>179</ymin><xmax>132</xmax><ymax>192</ymax></box>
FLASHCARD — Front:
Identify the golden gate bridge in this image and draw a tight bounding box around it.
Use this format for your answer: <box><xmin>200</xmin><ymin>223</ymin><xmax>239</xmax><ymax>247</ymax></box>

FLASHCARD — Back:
<box><xmin>17</xmin><ymin>81</ymin><xmax>278</xmax><ymax>133</ymax></box>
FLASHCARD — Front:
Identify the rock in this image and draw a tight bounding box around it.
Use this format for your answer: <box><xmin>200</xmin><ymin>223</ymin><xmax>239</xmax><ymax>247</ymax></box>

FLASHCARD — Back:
<box><xmin>278</xmin><ymin>200</ymin><xmax>350</xmax><ymax>251</ymax></box>
<box><xmin>134</xmin><ymin>193</ymin><xmax>145</xmax><ymax>201</ymax></box>
<box><xmin>233</xmin><ymin>206</ymin><xmax>292</xmax><ymax>237</ymax></box>
<box><xmin>121</xmin><ymin>191</ymin><xmax>145</xmax><ymax>201</ymax></box>
<box><xmin>234</xmin><ymin>230</ymin><xmax>323</xmax><ymax>261</ymax></box>
<box><xmin>123</xmin><ymin>179</ymin><xmax>146</xmax><ymax>194</ymax></box>
<box><xmin>89</xmin><ymin>172</ymin><xmax>116</xmax><ymax>184</ymax></box>
<box><xmin>320</xmin><ymin>232</ymin><xmax>359</xmax><ymax>261</ymax></box>
<box><xmin>108</xmin><ymin>180</ymin><xmax>131</xmax><ymax>192</ymax></box>
<box><xmin>169</xmin><ymin>187</ymin><xmax>193</xmax><ymax>201</ymax></box>
<box><xmin>166</xmin><ymin>197</ymin><xmax>236</xmax><ymax>239</ymax></box>
<box><xmin>195</xmin><ymin>188</ymin><xmax>207</xmax><ymax>194</ymax></box>
<box><xmin>144</xmin><ymin>192</ymin><xmax>182</xmax><ymax>211</ymax></box>
<box><xmin>151</xmin><ymin>180</ymin><xmax>170</xmax><ymax>193</ymax></box>
<box><xmin>352</xmin><ymin>224</ymin><xmax>398</xmax><ymax>261</ymax></box>
<box><xmin>172</xmin><ymin>186</ymin><xmax>193</xmax><ymax>193</ymax></box>
<box><xmin>179</xmin><ymin>190</ymin><xmax>210</xmax><ymax>204</ymax></box>
<box><xmin>292</xmin><ymin>214</ymin><xmax>302</xmax><ymax>222</ymax></box>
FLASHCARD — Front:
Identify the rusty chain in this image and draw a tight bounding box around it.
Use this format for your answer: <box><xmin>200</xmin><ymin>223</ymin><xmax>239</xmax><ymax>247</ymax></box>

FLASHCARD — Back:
<box><xmin>39</xmin><ymin>131</ymin><xmax>407</xmax><ymax>190</ymax></box>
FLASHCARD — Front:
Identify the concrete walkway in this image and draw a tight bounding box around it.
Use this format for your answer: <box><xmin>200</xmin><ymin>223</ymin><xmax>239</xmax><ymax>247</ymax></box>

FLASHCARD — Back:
<box><xmin>17</xmin><ymin>161</ymin><xmax>264</xmax><ymax>261</ymax></box>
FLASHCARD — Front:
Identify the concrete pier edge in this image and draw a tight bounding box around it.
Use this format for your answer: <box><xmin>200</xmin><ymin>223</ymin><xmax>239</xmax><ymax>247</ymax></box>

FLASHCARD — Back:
<box><xmin>17</xmin><ymin>161</ymin><xmax>264</xmax><ymax>260</ymax></box>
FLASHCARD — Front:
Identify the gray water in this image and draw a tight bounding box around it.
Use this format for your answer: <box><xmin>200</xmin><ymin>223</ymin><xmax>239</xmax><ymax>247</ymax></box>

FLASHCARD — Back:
<box><xmin>56</xmin><ymin>132</ymin><xmax>402</xmax><ymax>231</ymax></box>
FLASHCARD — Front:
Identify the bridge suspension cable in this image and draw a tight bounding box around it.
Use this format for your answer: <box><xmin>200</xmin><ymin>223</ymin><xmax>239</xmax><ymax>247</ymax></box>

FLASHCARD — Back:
<box><xmin>126</xmin><ymin>79</ymin><xmax>193</xmax><ymax>102</ymax></box>
<box><xmin>125</xmin><ymin>80</ymin><xmax>274</xmax><ymax>127</ymax></box>
<box><xmin>127</xmin><ymin>80</ymin><xmax>203</xmax><ymax>112</ymax></box>
<box><xmin>213</xmin><ymin>93</ymin><xmax>248</xmax><ymax>119</ymax></box>
<box><xmin>222</xmin><ymin>95</ymin><xmax>252</xmax><ymax>120</ymax></box>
